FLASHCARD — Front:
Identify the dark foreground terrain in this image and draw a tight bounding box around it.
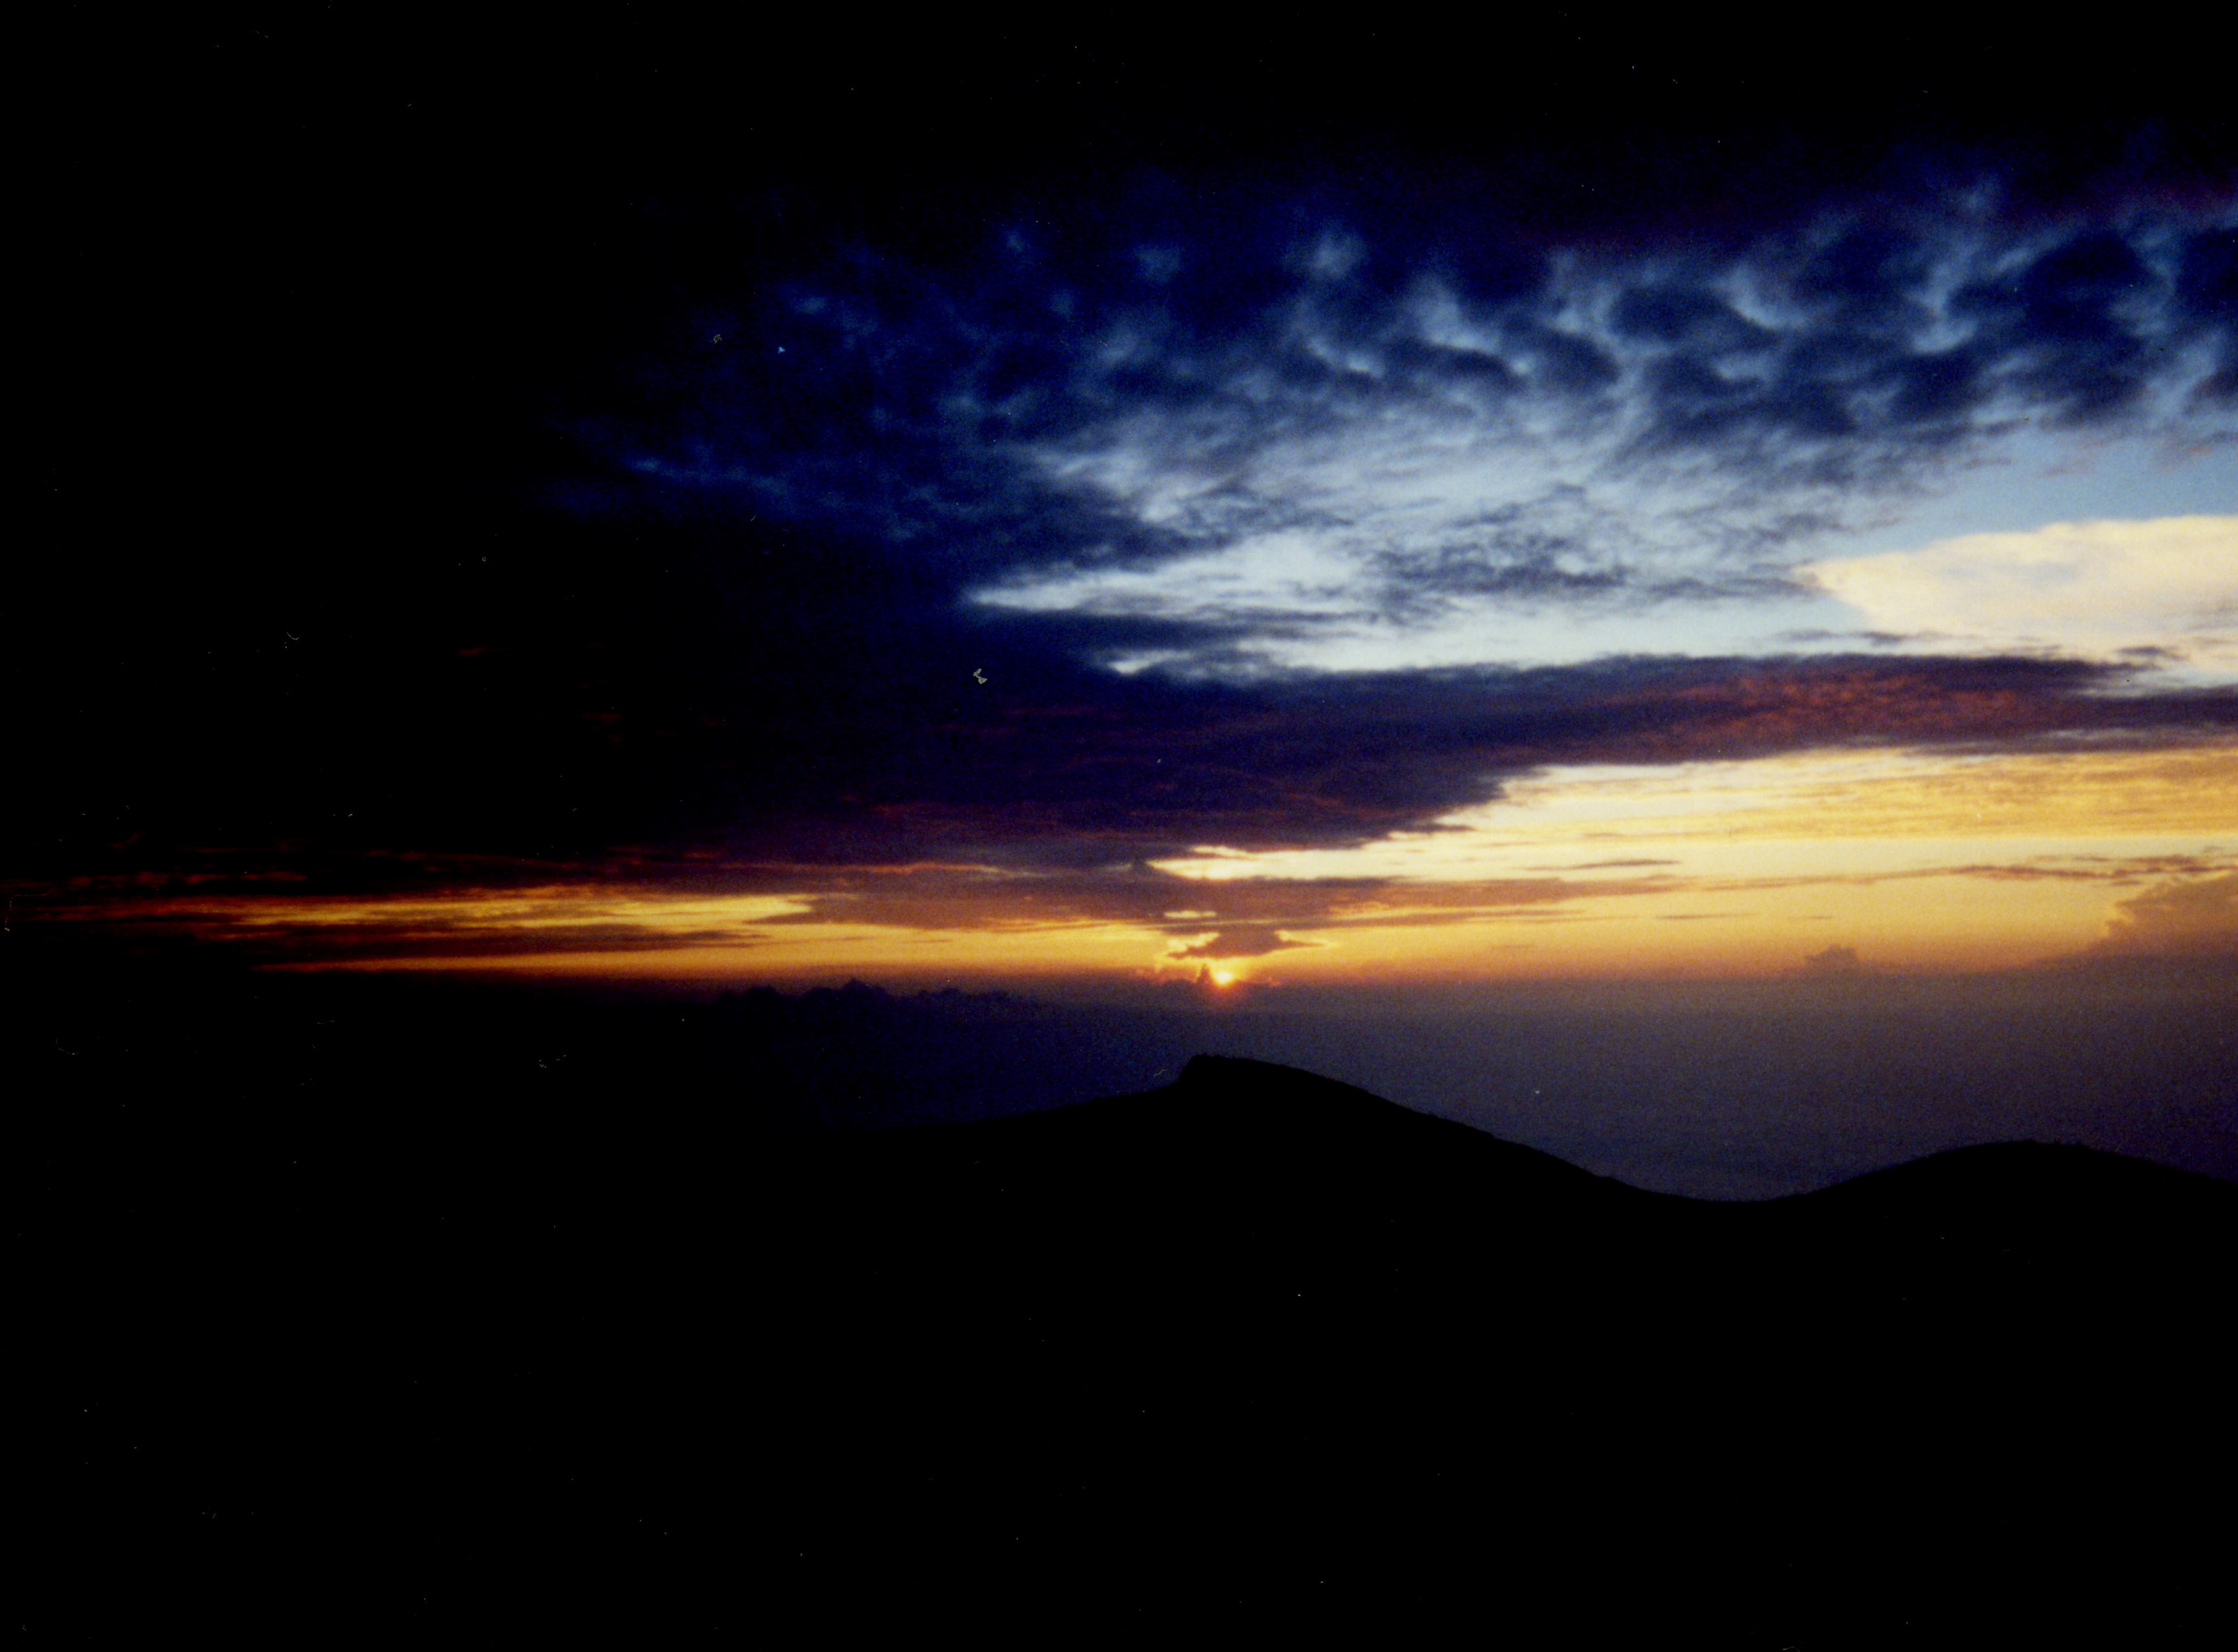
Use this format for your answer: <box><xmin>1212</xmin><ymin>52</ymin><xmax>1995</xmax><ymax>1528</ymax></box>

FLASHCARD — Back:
<box><xmin>28</xmin><ymin>1002</ymin><xmax>2235</xmax><ymax>1644</ymax></box>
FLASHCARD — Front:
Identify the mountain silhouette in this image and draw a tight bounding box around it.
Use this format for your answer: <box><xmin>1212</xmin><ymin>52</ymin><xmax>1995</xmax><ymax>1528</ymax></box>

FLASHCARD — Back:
<box><xmin>729</xmin><ymin>1056</ymin><xmax>2232</xmax><ymax>1642</ymax></box>
<box><xmin>36</xmin><ymin>1048</ymin><xmax>2233</xmax><ymax>1644</ymax></box>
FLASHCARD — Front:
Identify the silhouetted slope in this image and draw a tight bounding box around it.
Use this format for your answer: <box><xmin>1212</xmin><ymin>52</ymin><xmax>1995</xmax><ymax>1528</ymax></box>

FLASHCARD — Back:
<box><xmin>739</xmin><ymin>1057</ymin><xmax>2233</xmax><ymax>1643</ymax></box>
<box><xmin>34</xmin><ymin>1049</ymin><xmax>2234</xmax><ymax>1644</ymax></box>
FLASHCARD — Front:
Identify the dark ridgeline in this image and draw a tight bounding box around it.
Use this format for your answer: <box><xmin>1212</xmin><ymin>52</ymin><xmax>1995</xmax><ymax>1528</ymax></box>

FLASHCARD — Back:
<box><xmin>33</xmin><ymin>1031</ymin><xmax>2232</xmax><ymax>1644</ymax></box>
<box><xmin>745</xmin><ymin>1059</ymin><xmax>2234</xmax><ymax>1644</ymax></box>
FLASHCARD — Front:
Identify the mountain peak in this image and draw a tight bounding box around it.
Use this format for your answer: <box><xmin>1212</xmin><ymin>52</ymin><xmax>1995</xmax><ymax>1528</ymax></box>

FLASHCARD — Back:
<box><xmin>1175</xmin><ymin>1053</ymin><xmax>1390</xmax><ymax>1103</ymax></box>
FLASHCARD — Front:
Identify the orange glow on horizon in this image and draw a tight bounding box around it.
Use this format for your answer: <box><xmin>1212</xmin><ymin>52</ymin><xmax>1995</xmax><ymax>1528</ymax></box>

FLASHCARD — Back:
<box><xmin>45</xmin><ymin>738</ymin><xmax>2235</xmax><ymax>986</ymax></box>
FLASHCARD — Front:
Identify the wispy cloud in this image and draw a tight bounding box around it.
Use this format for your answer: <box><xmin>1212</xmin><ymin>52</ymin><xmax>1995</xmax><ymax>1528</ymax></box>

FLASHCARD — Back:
<box><xmin>37</xmin><ymin>847</ymin><xmax>2238</xmax><ymax>975</ymax></box>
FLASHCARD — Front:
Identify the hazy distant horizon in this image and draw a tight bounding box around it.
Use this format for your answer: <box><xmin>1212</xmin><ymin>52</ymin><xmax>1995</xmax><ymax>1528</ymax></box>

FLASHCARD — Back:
<box><xmin>21</xmin><ymin>948</ymin><xmax>2227</xmax><ymax>1199</ymax></box>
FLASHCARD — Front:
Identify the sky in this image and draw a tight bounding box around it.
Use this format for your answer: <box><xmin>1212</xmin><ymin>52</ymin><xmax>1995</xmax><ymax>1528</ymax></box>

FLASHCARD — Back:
<box><xmin>15</xmin><ymin>15</ymin><xmax>2237</xmax><ymax>995</ymax></box>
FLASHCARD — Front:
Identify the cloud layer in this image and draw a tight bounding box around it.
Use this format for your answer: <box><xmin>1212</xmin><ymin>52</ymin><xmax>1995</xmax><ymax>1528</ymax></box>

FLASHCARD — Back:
<box><xmin>609</xmin><ymin>188</ymin><xmax>2236</xmax><ymax>677</ymax></box>
<box><xmin>15</xmin><ymin>125</ymin><xmax>2235</xmax><ymax>943</ymax></box>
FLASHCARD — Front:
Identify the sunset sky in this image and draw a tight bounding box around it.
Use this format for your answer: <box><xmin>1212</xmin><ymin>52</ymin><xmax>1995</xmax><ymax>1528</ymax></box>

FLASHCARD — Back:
<box><xmin>16</xmin><ymin>18</ymin><xmax>2235</xmax><ymax>995</ymax></box>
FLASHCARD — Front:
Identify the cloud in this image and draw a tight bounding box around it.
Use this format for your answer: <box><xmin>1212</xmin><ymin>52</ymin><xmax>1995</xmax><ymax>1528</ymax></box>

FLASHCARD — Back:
<box><xmin>2088</xmin><ymin>872</ymin><xmax>2238</xmax><ymax>962</ymax></box>
<box><xmin>24</xmin><ymin>169</ymin><xmax>2237</xmax><ymax>916</ymax></box>
<box><xmin>1805</xmin><ymin>516</ymin><xmax>2238</xmax><ymax>667</ymax></box>
<box><xmin>595</xmin><ymin>183</ymin><xmax>2236</xmax><ymax>678</ymax></box>
<box><xmin>844</xmin><ymin>655</ymin><xmax>2232</xmax><ymax>862</ymax></box>
<box><xmin>1165</xmin><ymin>927</ymin><xmax>1319</xmax><ymax>959</ymax></box>
<box><xmin>1801</xmin><ymin>944</ymin><xmax>1867</xmax><ymax>976</ymax></box>
<box><xmin>35</xmin><ymin>844</ymin><xmax>2238</xmax><ymax>972</ymax></box>
<box><xmin>1524</xmin><ymin>859</ymin><xmax>1682</xmax><ymax>870</ymax></box>
<box><xmin>16</xmin><ymin>653</ymin><xmax>2228</xmax><ymax>903</ymax></box>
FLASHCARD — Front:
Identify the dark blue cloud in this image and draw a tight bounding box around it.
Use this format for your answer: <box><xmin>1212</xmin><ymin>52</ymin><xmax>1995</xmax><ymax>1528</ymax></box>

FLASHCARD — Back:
<box><xmin>18</xmin><ymin>27</ymin><xmax>2237</xmax><ymax>905</ymax></box>
<box><xmin>2175</xmin><ymin>225</ymin><xmax>2237</xmax><ymax>401</ymax></box>
<box><xmin>575</xmin><ymin>177</ymin><xmax>2234</xmax><ymax>684</ymax></box>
